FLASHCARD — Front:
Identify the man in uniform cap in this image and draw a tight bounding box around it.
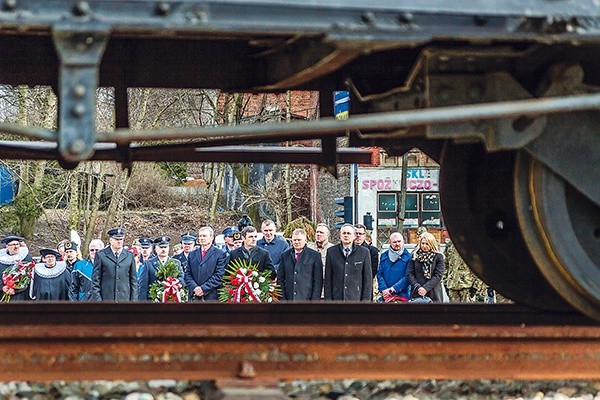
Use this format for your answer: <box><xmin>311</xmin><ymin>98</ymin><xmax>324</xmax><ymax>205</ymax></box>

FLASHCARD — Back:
<box><xmin>30</xmin><ymin>248</ymin><xmax>72</xmax><ymax>301</ymax></box>
<box><xmin>221</xmin><ymin>226</ymin><xmax>238</xmax><ymax>254</ymax></box>
<box><xmin>0</xmin><ymin>236</ymin><xmax>33</xmax><ymax>301</ymax></box>
<box><xmin>185</xmin><ymin>226</ymin><xmax>228</xmax><ymax>301</ymax></box>
<box><xmin>173</xmin><ymin>232</ymin><xmax>196</xmax><ymax>272</ymax></box>
<box><xmin>138</xmin><ymin>236</ymin><xmax>184</xmax><ymax>301</ymax></box>
<box><xmin>138</xmin><ymin>237</ymin><xmax>154</xmax><ymax>263</ymax></box>
<box><xmin>63</xmin><ymin>241</ymin><xmax>81</xmax><ymax>273</ymax></box>
<box><xmin>91</xmin><ymin>228</ymin><xmax>138</xmax><ymax>301</ymax></box>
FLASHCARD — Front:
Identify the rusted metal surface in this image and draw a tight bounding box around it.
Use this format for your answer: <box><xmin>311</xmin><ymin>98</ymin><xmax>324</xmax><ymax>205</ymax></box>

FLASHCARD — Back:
<box><xmin>0</xmin><ymin>303</ymin><xmax>598</xmax><ymax>381</ymax></box>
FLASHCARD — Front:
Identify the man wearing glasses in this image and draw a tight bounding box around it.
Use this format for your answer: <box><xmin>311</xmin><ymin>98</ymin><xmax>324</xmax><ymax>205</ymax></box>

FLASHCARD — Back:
<box><xmin>354</xmin><ymin>224</ymin><xmax>379</xmax><ymax>279</ymax></box>
<box><xmin>91</xmin><ymin>228</ymin><xmax>138</xmax><ymax>301</ymax></box>
<box><xmin>0</xmin><ymin>236</ymin><xmax>33</xmax><ymax>301</ymax></box>
<box><xmin>70</xmin><ymin>239</ymin><xmax>104</xmax><ymax>301</ymax></box>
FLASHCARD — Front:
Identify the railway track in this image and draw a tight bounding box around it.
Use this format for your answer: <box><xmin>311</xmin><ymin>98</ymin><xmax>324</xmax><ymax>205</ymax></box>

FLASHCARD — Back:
<box><xmin>1</xmin><ymin>303</ymin><xmax>599</xmax><ymax>381</ymax></box>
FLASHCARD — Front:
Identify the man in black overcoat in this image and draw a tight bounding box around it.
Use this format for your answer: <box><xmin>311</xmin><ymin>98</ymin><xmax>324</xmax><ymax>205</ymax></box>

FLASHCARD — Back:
<box><xmin>91</xmin><ymin>228</ymin><xmax>138</xmax><ymax>301</ymax></box>
<box><xmin>324</xmin><ymin>224</ymin><xmax>372</xmax><ymax>301</ymax></box>
<box><xmin>354</xmin><ymin>223</ymin><xmax>379</xmax><ymax>278</ymax></box>
<box><xmin>277</xmin><ymin>228</ymin><xmax>323</xmax><ymax>301</ymax></box>
<box><xmin>229</xmin><ymin>226</ymin><xmax>275</xmax><ymax>279</ymax></box>
<box><xmin>184</xmin><ymin>226</ymin><xmax>228</xmax><ymax>301</ymax></box>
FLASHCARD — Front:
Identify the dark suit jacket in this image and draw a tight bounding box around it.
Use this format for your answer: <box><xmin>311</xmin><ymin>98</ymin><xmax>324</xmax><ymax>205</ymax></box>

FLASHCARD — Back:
<box><xmin>91</xmin><ymin>247</ymin><xmax>138</xmax><ymax>301</ymax></box>
<box><xmin>173</xmin><ymin>252</ymin><xmax>190</xmax><ymax>272</ymax></box>
<box><xmin>138</xmin><ymin>256</ymin><xmax>185</xmax><ymax>301</ymax></box>
<box><xmin>324</xmin><ymin>244</ymin><xmax>372</xmax><ymax>301</ymax></box>
<box><xmin>277</xmin><ymin>246</ymin><xmax>323</xmax><ymax>301</ymax></box>
<box><xmin>407</xmin><ymin>252</ymin><xmax>445</xmax><ymax>302</ymax></box>
<box><xmin>184</xmin><ymin>245</ymin><xmax>228</xmax><ymax>301</ymax></box>
<box><xmin>229</xmin><ymin>246</ymin><xmax>275</xmax><ymax>279</ymax></box>
<box><xmin>360</xmin><ymin>243</ymin><xmax>379</xmax><ymax>277</ymax></box>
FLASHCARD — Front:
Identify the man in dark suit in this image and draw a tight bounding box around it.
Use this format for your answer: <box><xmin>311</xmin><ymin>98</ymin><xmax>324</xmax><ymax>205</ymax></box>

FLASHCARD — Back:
<box><xmin>184</xmin><ymin>226</ymin><xmax>228</xmax><ymax>301</ymax></box>
<box><xmin>277</xmin><ymin>228</ymin><xmax>323</xmax><ymax>301</ymax></box>
<box><xmin>324</xmin><ymin>224</ymin><xmax>372</xmax><ymax>301</ymax></box>
<box><xmin>229</xmin><ymin>226</ymin><xmax>275</xmax><ymax>279</ymax></box>
<box><xmin>354</xmin><ymin>223</ymin><xmax>379</xmax><ymax>278</ymax></box>
<box><xmin>91</xmin><ymin>227</ymin><xmax>138</xmax><ymax>301</ymax></box>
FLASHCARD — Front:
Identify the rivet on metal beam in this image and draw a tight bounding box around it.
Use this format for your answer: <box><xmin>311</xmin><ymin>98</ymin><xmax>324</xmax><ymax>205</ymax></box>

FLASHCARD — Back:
<box><xmin>238</xmin><ymin>361</ymin><xmax>256</xmax><ymax>379</ymax></box>
<box><xmin>398</xmin><ymin>12</ymin><xmax>414</xmax><ymax>24</ymax></box>
<box><xmin>71</xmin><ymin>104</ymin><xmax>86</xmax><ymax>118</ymax></box>
<box><xmin>69</xmin><ymin>139</ymin><xmax>87</xmax><ymax>155</ymax></box>
<box><xmin>72</xmin><ymin>84</ymin><xmax>86</xmax><ymax>99</ymax></box>
<box><xmin>3</xmin><ymin>0</ymin><xmax>16</xmax><ymax>11</ymax></box>
<box><xmin>155</xmin><ymin>2</ymin><xmax>171</xmax><ymax>16</ymax></box>
<box><xmin>72</xmin><ymin>1</ymin><xmax>90</xmax><ymax>17</ymax></box>
<box><xmin>361</xmin><ymin>12</ymin><xmax>376</xmax><ymax>25</ymax></box>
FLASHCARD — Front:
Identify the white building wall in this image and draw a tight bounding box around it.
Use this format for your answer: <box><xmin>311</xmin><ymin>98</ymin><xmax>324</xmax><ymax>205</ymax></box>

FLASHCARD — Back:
<box><xmin>356</xmin><ymin>167</ymin><xmax>440</xmax><ymax>248</ymax></box>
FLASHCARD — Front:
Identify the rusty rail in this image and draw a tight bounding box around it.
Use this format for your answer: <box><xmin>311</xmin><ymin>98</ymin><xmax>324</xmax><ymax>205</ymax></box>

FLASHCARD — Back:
<box><xmin>0</xmin><ymin>303</ymin><xmax>598</xmax><ymax>381</ymax></box>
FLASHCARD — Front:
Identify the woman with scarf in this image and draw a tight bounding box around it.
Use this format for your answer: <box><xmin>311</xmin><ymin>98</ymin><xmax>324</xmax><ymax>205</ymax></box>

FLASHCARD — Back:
<box><xmin>407</xmin><ymin>232</ymin><xmax>445</xmax><ymax>302</ymax></box>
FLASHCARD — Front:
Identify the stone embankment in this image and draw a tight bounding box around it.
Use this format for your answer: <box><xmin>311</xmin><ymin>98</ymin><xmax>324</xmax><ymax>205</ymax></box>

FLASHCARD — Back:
<box><xmin>2</xmin><ymin>380</ymin><xmax>600</xmax><ymax>400</ymax></box>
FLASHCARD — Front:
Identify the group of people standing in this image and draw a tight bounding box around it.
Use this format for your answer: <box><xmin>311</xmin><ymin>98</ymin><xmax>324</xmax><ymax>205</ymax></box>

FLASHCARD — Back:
<box><xmin>0</xmin><ymin>218</ymin><xmax>490</xmax><ymax>303</ymax></box>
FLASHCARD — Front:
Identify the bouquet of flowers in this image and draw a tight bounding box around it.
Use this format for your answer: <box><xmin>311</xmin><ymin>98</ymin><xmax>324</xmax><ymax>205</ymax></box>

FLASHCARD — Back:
<box><xmin>1</xmin><ymin>260</ymin><xmax>35</xmax><ymax>302</ymax></box>
<box><xmin>148</xmin><ymin>259</ymin><xmax>188</xmax><ymax>303</ymax></box>
<box><xmin>219</xmin><ymin>258</ymin><xmax>281</xmax><ymax>303</ymax></box>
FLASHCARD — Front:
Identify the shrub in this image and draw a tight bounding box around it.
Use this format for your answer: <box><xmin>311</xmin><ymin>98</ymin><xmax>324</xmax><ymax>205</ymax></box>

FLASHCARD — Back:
<box><xmin>283</xmin><ymin>216</ymin><xmax>316</xmax><ymax>242</ymax></box>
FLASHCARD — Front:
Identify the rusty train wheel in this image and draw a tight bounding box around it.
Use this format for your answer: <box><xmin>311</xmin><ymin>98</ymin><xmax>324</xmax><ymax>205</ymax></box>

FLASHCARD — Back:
<box><xmin>439</xmin><ymin>142</ymin><xmax>572</xmax><ymax>310</ymax></box>
<box><xmin>514</xmin><ymin>151</ymin><xmax>600</xmax><ymax>320</ymax></box>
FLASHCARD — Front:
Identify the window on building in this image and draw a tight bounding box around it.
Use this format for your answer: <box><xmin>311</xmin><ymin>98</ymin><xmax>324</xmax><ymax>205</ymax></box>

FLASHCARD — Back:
<box><xmin>404</xmin><ymin>193</ymin><xmax>419</xmax><ymax>228</ymax></box>
<box><xmin>421</xmin><ymin>193</ymin><xmax>441</xmax><ymax>226</ymax></box>
<box><xmin>377</xmin><ymin>193</ymin><xmax>397</xmax><ymax>227</ymax></box>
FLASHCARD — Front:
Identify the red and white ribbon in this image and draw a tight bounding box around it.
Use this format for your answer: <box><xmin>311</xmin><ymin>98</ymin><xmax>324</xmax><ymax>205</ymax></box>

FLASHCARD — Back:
<box><xmin>233</xmin><ymin>269</ymin><xmax>261</xmax><ymax>303</ymax></box>
<box><xmin>162</xmin><ymin>276</ymin><xmax>182</xmax><ymax>303</ymax></box>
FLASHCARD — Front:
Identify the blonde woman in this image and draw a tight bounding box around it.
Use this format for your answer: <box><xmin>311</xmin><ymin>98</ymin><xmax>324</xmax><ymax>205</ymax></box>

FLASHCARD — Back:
<box><xmin>407</xmin><ymin>232</ymin><xmax>445</xmax><ymax>302</ymax></box>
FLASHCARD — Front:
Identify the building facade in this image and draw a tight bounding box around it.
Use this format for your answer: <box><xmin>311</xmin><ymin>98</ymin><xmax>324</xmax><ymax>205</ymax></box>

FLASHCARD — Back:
<box><xmin>355</xmin><ymin>151</ymin><xmax>446</xmax><ymax>249</ymax></box>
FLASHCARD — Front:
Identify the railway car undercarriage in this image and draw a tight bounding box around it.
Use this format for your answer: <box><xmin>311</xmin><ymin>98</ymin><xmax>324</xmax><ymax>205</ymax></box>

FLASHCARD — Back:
<box><xmin>0</xmin><ymin>1</ymin><xmax>599</xmax><ymax>321</ymax></box>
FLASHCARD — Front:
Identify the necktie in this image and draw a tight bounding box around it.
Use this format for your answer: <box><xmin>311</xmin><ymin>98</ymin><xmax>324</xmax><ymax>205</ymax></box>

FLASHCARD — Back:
<box><xmin>114</xmin><ymin>252</ymin><xmax>120</xmax><ymax>260</ymax></box>
<box><xmin>201</xmin><ymin>250</ymin><xmax>207</xmax><ymax>259</ymax></box>
<box><xmin>344</xmin><ymin>247</ymin><xmax>350</xmax><ymax>258</ymax></box>
<box><xmin>295</xmin><ymin>252</ymin><xmax>300</xmax><ymax>261</ymax></box>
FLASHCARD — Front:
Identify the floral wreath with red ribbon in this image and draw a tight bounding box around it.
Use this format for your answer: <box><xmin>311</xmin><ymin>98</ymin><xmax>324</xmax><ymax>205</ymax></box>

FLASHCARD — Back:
<box><xmin>148</xmin><ymin>258</ymin><xmax>188</xmax><ymax>303</ymax></box>
<box><xmin>219</xmin><ymin>258</ymin><xmax>281</xmax><ymax>303</ymax></box>
<box><xmin>1</xmin><ymin>260</ymin><xmax>35</xmax><ymax>302</ymax></box>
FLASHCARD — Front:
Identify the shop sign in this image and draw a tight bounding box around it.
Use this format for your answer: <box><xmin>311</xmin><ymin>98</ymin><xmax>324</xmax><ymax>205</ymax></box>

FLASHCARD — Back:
<box><xmin>360</xmin><ymin>168</ymin><xmax>439</xmax><ymax>192</ymax></box>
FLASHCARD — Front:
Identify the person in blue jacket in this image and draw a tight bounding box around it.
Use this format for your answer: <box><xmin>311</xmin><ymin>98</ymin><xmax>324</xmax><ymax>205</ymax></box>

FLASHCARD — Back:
<box><xmin>377</xmin><ymin>232</ymin><xmax>411</xmax><ymax>302</ymax></box>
